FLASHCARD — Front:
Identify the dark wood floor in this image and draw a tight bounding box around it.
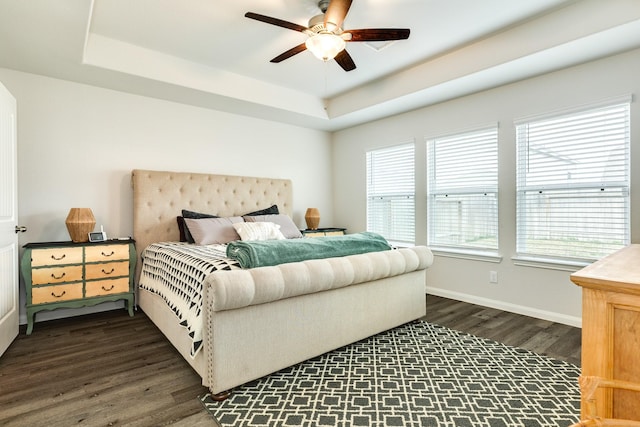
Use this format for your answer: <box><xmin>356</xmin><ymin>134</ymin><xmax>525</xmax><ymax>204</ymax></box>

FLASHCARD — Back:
<box><xmin>423</xmin><ymin>294</ymin><xmax>581</xmax><ymax>366</ymax></box>
<box><xmin>0</xmin><ymin>295</ymin><xmax>581</xmax><ymax>426</ymax></box>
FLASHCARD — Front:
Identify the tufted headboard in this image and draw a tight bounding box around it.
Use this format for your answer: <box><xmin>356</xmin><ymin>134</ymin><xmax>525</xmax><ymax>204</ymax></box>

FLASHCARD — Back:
<box><xmin>131</xmin><ymin>169</ymin><xmax>293</xmax><ymax>279</ymax></box>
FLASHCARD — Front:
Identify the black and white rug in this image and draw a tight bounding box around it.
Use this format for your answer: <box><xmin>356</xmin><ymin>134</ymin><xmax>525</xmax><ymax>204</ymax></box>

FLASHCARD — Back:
<box><xmin>200</xmin><ymin>321</ymin><xmax>581</xmax><ymax>426</ymax></box>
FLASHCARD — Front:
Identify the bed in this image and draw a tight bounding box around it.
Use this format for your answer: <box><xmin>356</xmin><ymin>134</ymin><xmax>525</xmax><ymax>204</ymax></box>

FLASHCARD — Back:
<box><xmin>132</xmin><ymin>169</ymin><xmax>434</xmax><ymax>397</ymax></box>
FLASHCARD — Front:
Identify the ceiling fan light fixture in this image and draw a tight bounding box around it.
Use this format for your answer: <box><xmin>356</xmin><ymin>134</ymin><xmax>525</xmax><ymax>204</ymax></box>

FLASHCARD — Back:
<box><xmin>245</xmin><ymin>0</ymin><xmax>410</xmax><ymax>72</ymax></box>
<box><xmin>305</xmin><ymin>32</ymin><xmax>346</xmax><ymax>61</ymax></box>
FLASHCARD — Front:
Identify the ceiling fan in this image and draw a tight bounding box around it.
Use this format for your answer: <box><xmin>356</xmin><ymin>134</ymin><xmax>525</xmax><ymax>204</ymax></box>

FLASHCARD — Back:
<box><xmin>245</xmin><ymin>0</ymin><xmax>410</xmax><ymax>72</ymax></box>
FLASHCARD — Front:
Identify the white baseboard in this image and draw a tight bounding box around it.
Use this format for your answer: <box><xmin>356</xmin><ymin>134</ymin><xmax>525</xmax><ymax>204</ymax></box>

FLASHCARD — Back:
<box><xmin>426</xmin><ymin>286</ymin><xmax>582</xmax><ymax>328</ymax></box>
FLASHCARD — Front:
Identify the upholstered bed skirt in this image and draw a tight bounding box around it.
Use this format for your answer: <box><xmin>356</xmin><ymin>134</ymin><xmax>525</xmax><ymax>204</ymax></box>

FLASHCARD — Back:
<box><xmin>139</xmin><ymin>248</ymin><xmax>431</xmax><ymax>394</ymax></box>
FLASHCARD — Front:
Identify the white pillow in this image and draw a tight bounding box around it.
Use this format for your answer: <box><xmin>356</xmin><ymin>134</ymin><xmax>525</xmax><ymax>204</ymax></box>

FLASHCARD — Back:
<box><xmin>233</xmin><ymin>222</ymin><xmax>286</xmax><ymax>241</ymax></box>
<box><xmin>243</xmin><ymin>214</ymin><xmax>303</xmax><ymax>239</ymax></box>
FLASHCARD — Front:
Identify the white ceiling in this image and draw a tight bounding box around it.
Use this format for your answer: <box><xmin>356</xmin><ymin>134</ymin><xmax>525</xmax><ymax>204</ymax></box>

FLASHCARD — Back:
<box><xmin>1</xmin><ymin>0</ymin><xmax>640</xmax><ymax>131</ymax></box>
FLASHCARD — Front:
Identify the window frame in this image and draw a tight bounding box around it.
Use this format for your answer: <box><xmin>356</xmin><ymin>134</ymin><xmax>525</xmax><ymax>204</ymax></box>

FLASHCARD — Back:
<box><xmin>426</xmin><ymin>125</ymin><xmax>500</xmax><ymax>257</ymax></box>
<box><xmin>514</xmin><ymin>97</ymin><xmax>631</xmax><ymax>267</ymax></box>
<box><xmin>365</xmin><ymin>142</ymin><xmax>416</xmax><ymax>246</ymax></box>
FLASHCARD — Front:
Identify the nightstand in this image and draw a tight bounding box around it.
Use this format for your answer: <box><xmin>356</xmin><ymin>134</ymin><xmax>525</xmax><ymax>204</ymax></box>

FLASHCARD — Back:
<box><xmin>21</xmin><ymin>238</ymin><xmax>136</xmax><ymax>335</ymax></box>
<box><xmin>301</xmin><ymin>227</ymin><xmax>347</xmax><ymax>237</ymax></box>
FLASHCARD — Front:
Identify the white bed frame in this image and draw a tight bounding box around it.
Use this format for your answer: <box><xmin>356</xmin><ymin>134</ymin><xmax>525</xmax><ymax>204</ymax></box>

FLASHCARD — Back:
<box><xmin>132</xmin><ymin>169</ymin><xmax>294</xmax><ymax>380</ymax></box>
<box><xmin>132</xmin><ymin>169</ymin><xmax>430</xmax><ymax>396</ymax></box>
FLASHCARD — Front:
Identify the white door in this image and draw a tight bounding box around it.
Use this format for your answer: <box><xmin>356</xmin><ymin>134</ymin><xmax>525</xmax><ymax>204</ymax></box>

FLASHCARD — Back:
<box><xmin>0</xmin><ymin>81</ymin><xmax>19</xmax><ymax>357</ymax></box>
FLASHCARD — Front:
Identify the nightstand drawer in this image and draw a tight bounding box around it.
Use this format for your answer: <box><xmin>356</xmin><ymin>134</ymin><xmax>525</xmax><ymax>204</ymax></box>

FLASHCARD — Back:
<box><xmin>31</xmin><ymin>247</ymin><xmax>83</xmax><ymax>267</ymax></box>
<box><xmin>32</xmin><ymin>265</ymin><xmax>83</xmax><ymax>285</ymax></box>
<box><xmin>85</xmin><ymin>278</ymin><xmax>129</xmax><ymax>297</ymax></box>
<box><xmin>32</xmin><ymin>283</ymin><xmax>83</xmax><ymax>304</ymax></box>
<box><xmin>85</xmin><ymin>261</ymin><xmax>129</xmax><ymax>280</ymax></box>
<box><xmin>85</xmin><ymin>244</ymin><xmax>129</xmax><ymax>262</ymax></box>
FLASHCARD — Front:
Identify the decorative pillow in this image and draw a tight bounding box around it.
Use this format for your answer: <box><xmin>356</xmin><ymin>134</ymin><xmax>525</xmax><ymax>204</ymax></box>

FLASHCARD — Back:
<box><xmin>233</xmin><ymin>221</ymin><xmax>286</xmax><ymax>241</ymax></box>
<box><xmin>182</xmin><ymin>209</ymin><xmax>219</xmax><ymax>219</ymax></box>
<box><xmin>244</xmin><ymin>204</ymin><xmax>279</xmax><ymax>216</ymax></box>
<box><xmin>180</xmin><ymin>210</ymin><xmax>221</xmax><ymax>243</ymax></box>
<box><xmin>244</xmin><ymin>214</ymin><xmax>302</xmax><ymax>239</ymax></box>
<box><xmin>177</xmin><ymin>216</ymin><xmax>188</xmax><ymax>242</ymax></box>
<box><xmin>183</xmin><ymin>216</ymin><xmax>244</xmax><ymax>245</ymax></box>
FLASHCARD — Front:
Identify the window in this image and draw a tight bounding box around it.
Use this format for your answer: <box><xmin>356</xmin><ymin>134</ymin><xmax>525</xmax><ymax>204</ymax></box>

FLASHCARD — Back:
<box><xmin>366</xmin><ymin>143</ymin><xmax>415</xmax><ymax>244</ymax></box>
<box><xmin>427</xmin><ymin>126</ymin><xmax>499</xmax><ymax>253</ymax></box>
<box><xmin>516</xmin><ymin>100</ymin><xmax>630</xmax><ymax>263</ymax></box>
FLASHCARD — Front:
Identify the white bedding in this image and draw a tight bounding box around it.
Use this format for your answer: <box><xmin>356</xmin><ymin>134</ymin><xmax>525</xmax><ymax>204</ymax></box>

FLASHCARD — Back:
<box><xmin>139</xmin><ymin>242</ymin><xmax>240</xmax><ymax>356</ymax></box>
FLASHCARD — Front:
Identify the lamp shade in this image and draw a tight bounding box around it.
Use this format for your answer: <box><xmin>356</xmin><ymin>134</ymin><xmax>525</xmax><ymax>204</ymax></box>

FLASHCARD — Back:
<box><xmin>305</xmin><ymin>33</ymin><xmax>346</xmax><ymax>61</ymax></box>
<box><xmin>65</xmin><ymin>208</ymin><xmax>96</xmax><ymax>243</ymax></box>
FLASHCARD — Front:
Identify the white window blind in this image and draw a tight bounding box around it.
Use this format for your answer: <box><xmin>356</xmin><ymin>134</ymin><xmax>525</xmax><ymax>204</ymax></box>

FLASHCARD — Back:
<box><xmin>366</xmin><ymin>143</ymin><xmax>415</xmax><ymax>244</ymax></box>
<box><xmin>427</xmin><ymin>127</ymin><xmax>499</xmax><ymax>252</ymax></box>
<box><xmin>516</xmin><ymin>101</ymin><xmax>630</xmax><ymax>262</ymax></box>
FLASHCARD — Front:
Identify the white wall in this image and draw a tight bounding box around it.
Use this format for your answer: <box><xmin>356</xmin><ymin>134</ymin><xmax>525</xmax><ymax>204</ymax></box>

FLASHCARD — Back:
<box><xmin>0</xmin><ymin>68</ymin><xmax>333</xmax><ymax>323</ymax></box>
<box><xmin>5</xmin><ymin>48</ymin><xmax>640</xmax><ymax>328</ymax></box>
<box><xmin>332</xmin><ymin>48</ymin><xmax>640</xmax><ymax>327</ymax></box>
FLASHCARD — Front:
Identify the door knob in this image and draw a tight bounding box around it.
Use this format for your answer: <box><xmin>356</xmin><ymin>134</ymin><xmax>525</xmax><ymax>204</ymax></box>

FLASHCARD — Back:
<box><xmin>15</xmin><ymin>225</ymin><xmax>27</xmax><ymax>233</ymax></box>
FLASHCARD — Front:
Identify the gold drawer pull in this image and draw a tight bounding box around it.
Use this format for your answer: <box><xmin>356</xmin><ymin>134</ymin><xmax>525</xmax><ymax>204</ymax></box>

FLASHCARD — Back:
<box><xmin>101</xmin><ymin>268</ymin><xmax>115</xmax><ymax>275</ymax></box>
<box><xmin>51</xmin><ymin>272</ymin><xmax>66</xmax><ymax>280</ymax></box>
<box><xmin>102</xmin><ymin>285</ymin><xmax>115</xmax><ymax>292</ymax></box>
<box><xmin>101</xmin><ymin>251</ymin><xmax>115</xmax><ymax>257</ymax></box>
<box><xmin>51</xmin><ymin>254</ymin><xmax>66</xmax><ymax>261</ymax></box>
<box><xmin>51</xmin><ymin>290</ymin><xmax>66</xmax><ymax>298</ymax></box>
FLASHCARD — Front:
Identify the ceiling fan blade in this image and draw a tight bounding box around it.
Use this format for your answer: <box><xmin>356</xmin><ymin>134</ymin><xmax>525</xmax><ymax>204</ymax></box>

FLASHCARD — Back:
<box><xmin>334</xmin><ymin>49</ymin><xmax>356</xmax><ymax>72</ymax></box>
<box><xmin>324</xmin><ymin>0</ymin><xmax>352</xmax><ymax>31</ymax></box>
<box><xmin>245</xmin><ymin>12</ymin><xmax>309</xmax><ymax>33</ymax></box>
<box><xmin>271</xmin><ymin>43</ymin><xmax>308</xmax><ymax>63</ymax></box>
<box><xmin>345</xmin><ymin>28</ymin><xmax>410</xmax><ymax>42</ymax></box>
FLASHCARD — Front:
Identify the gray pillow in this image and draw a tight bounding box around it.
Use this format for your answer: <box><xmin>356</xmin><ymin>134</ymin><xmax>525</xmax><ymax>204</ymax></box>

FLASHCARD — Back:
<box><xmin>184</xmin><ymin>216</ymin><xmax>244</xmax><ymax>245</ymax></box>
<box><xmin>180</xmin><ymin>210</ymin><xmax>220</xmax><ymax>243</ymax></box>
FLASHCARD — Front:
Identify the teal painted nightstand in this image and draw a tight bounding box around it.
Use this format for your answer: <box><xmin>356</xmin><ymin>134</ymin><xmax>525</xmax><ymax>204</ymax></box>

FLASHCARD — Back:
<box><xmin>21</xmin><ymin>239</ymin><xmax>136</xmax><ymax>335</ymax></box>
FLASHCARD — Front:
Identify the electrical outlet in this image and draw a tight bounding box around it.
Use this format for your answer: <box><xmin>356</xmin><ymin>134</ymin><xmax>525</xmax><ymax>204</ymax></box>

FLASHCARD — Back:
<box><xmin>489</xmin><ymin>271</ymin><xmax>498</xmax><ymax>284</ymax></box>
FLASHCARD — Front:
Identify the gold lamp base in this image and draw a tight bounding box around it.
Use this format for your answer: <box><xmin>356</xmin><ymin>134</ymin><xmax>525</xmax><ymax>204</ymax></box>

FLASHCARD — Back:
<box><xmin>305</xmin><ymin>208</ymin><xmax>320</xmax><ymax>230</ymax></box>
<box><xmin>65</xmin><ymin>208</ymin><xmax>96</xmax><ymax>243</ymax></box>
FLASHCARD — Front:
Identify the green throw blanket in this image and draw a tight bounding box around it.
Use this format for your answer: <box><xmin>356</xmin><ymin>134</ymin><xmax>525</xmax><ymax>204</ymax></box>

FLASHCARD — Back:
<box><xmin>226</xmin><ymin>231</ymin><xmax>391</xmax><ymax>268</ymax></box>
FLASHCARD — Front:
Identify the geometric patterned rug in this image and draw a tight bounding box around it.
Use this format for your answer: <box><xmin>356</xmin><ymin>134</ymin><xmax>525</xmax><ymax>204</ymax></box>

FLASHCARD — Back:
<box><xmin>200</xmin><ymin>321</ymin><xmax>581</xmax><ymax>427</ymax></box>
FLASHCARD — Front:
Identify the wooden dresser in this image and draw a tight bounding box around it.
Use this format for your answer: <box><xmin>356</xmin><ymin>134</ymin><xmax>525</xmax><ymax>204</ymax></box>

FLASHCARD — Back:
<box><xmin>570</xmin><ymin>244</ymin><xmax>640</xmax><ymax>420</ymax></box>
<box><xmin>21</xmin><ymin>239</ymin><xmax>136</xmax><ymax>335</ymax></box>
